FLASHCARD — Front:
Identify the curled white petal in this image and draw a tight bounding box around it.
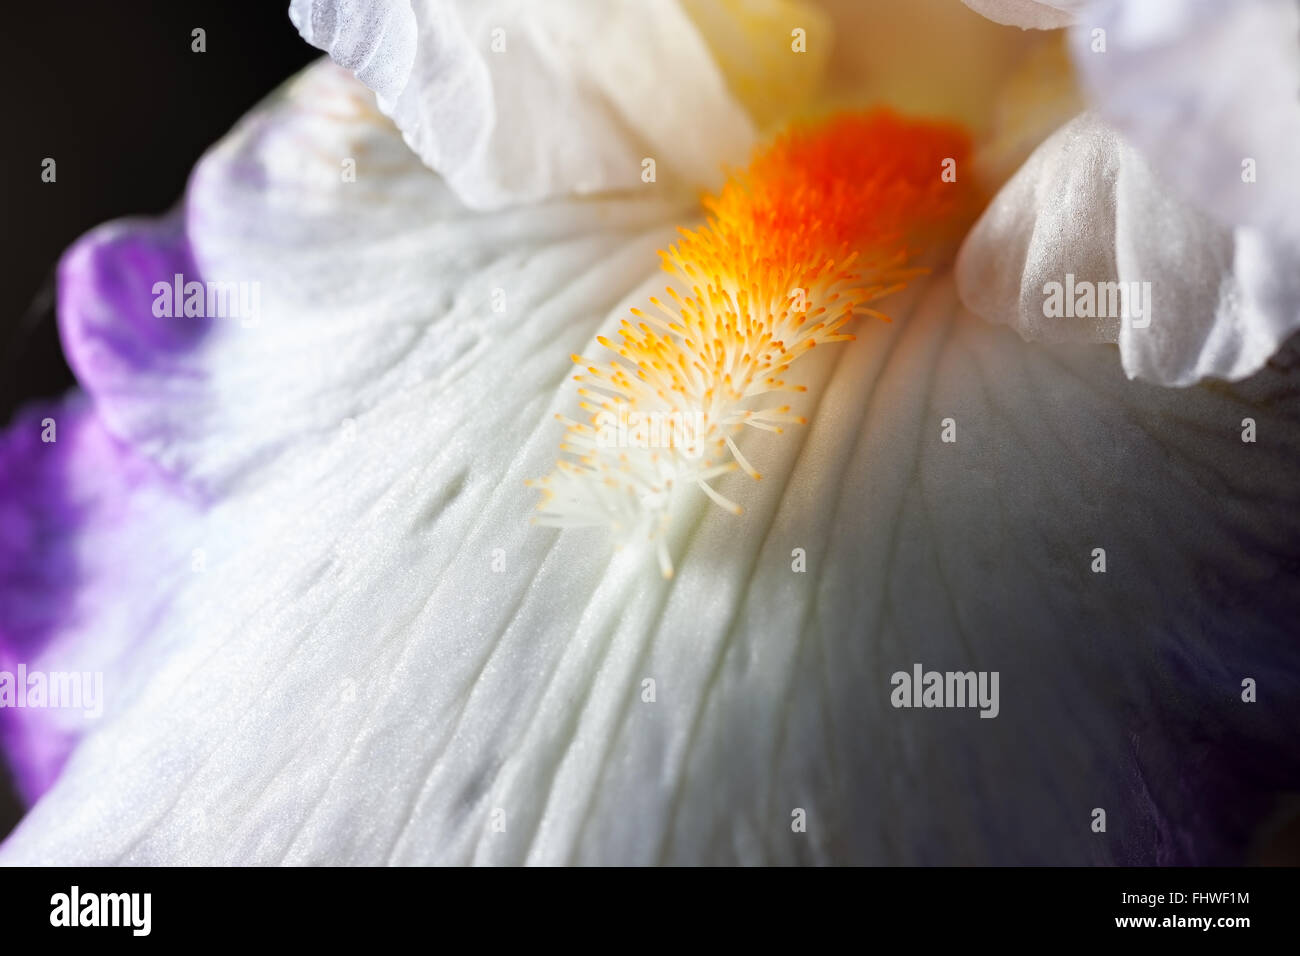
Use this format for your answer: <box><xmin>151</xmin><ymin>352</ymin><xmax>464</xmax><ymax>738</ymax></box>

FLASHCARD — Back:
<box><xmin>957</xmin><ymin>112</ymin><xmax>1300</xmax><ymax>385</ymax></box>
<box><xmin>288</xmin><ymin>0</ymin><xmax>418</xmax><ymax>105</ymax></box>
<box><xmin>288</xmin><ymin>0</ymin><xmax>755</xmax><ymax>209</ymax></box>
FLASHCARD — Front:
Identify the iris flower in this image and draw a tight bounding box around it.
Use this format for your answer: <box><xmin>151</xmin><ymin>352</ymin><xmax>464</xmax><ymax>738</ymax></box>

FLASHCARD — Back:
<box><xmin>1</xmin><ymin>0</ymin><xmax>1297</xmax><ymax>865</ymax></box>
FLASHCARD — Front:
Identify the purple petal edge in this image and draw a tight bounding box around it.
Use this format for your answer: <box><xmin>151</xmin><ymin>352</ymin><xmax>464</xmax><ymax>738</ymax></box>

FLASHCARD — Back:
<box><xmin>0</xmin><ymin>397</ymin><xmax>171</xmax><ymax>800</ymax></box>
<box><xmin>2</xmin><ymin>212</ymin><xmax>210</xmax><ymax>805</ymax></box>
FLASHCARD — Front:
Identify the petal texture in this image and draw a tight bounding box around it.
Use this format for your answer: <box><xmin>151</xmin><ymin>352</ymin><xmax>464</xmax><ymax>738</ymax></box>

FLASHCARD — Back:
<box><xmin>5</xmin><ymin>59</ymin><xmax>685</xmax><ymax>801</ymax></box>
<box><xmin>3</xmin><ymin>265</ymin><xmax>1297</xmax><ymax>863</ymax></box>
<box><xmin>289</xmin><ymin>0</ymin><xmax>755</xmax><ymax>208</ymax></box>
<box><xmin>63</xmin><ymin>62</ymin><xmax>696</xmax><ymax>494</ymax></box>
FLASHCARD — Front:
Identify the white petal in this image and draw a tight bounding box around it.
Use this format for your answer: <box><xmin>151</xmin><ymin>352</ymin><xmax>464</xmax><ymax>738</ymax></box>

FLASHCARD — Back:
<box><xmin>1113</xmin><ymin>155</ymin><xmax>1300</xmax><ymax>385</ymax></box>
<box><xmin>962</xmin><ymin>0</ymin><xmax>1085</xmax><ymax>29</ymax></box>
<box><xmin>8</xmin><ymin>59</ymin><xmax>687</xmax><ymax>787</ymax></box>
<box><xmin>59</xmin><ymin>61</ymin><xmax>695</xmax><ymax>494</ymax></box>
<box><xmin>6</xmin><ymin>61</ymin><xmax>1298</xmax><ymax>866</ymax></box>
<box><xmin>7</xmin><ymin>262</ymin><xmax>1300</xmax><ymax>862</ymax></box>
<box><xmin>957</xmin><ymin>113</ymin><xmax>1122</xmax><ymax>348</ymax></box>
<box><xmin>288</xmin><ymin>0</ymin><xmax>755</xmax><ymax>209</ymax></box>
<box><xmin>1069</xmin><ymin>0</ymin><xmax>1300</xmax><ymax>246</ymax></box>
<box><xmin>956</xmin><ymin>112</ymin><xmax>1300</xmax><ymax>385</ymax></box>
<box><xmin>288</xmin><ymin>0</ymin><xmax>417</xmax><ymax>104</ymax></box>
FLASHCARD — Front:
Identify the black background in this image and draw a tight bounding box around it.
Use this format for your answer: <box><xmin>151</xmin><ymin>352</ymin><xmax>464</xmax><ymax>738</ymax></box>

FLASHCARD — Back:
<box><xmin>1</xmin><ymin>0</ymin><xmax>316</xmax><ymax>842</ymax></box>
<box><xmin>0</xmin><ymin>866</ymin><xmax>1285</xmax><ymax>939</ymax></box>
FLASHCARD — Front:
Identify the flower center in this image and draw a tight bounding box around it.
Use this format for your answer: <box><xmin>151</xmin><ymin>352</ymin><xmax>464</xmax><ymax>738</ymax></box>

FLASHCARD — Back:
<box><xmin>530</xmin><ymin>110</ymin><xmax>972</xmax><ymax>577</ymax></box>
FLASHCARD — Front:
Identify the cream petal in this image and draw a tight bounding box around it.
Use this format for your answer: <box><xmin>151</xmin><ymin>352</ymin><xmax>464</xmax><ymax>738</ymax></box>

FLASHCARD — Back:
<box><xmin>816</xmin><ymin>0</ymin><xmax>1047</xmax><ymax>134</ymax></box>
<box><xmin>956</xmin><ymin>112</ymin><xmax>1300</xmax><ymax>385</ymax></box>
<box><xmin>971</xmin><ymin>33</ymin><xmax>1086</xmax><ymax>189</ymax></box>
<box><xmin>680</xmin><ymin>0</ymin><xmax>830</xmax><ymax>131</ymax></box>
<box><xmin>289</xmin><ymin>0</ymin><xmax>755</xmax><ymax>209</ymax></box>
<box><xmin>1068</xmin><ymin>0</ymin><xmax>1300</xmax><ymax>247</ymax></box>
